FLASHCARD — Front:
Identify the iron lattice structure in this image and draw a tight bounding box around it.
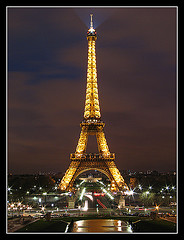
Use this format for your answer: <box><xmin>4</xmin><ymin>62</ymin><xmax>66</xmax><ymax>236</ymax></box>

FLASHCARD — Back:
<box><xmin>59</xmin><ymin>15</ymin><xmax>129</xmax><ymax>192</ymax></box>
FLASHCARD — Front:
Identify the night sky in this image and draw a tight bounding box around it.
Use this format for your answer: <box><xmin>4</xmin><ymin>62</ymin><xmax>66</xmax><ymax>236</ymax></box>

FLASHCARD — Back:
<box><xmin>8</xmin><ymin>7</ymin><xmax>176</xmax><ymax>174</ymax></box>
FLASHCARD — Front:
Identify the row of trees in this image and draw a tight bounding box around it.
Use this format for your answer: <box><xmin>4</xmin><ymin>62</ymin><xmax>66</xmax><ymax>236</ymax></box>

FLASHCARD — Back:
<box><xmin>137</xmin><ymin>192</ymin><xmax>176</xmax><ymax>207</ymax></box>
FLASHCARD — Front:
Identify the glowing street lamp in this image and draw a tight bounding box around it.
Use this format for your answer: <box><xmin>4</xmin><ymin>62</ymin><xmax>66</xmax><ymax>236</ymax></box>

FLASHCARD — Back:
<box><xmin>155</xmin><ymin>204</ymin><xmax>160</xmax><ymax>215</ymax></box>
<box><xmin>79</xmin><ymin>188</ymin><xmax>86</xmax><ymax>201</ymax></box>
<box><xmin>125</xmin><ymin>189</ymin><xmax>134</xmax><ymax>196</ymax></box>
<box><xmin>41</xmin><ymin>205</ymin><xmax>46</xmax><ymax>212</ymax></box>
<box><xmin>129</xmin><ymin>190</ymin><xmax>134</xmax><ymax>195</ymax></box>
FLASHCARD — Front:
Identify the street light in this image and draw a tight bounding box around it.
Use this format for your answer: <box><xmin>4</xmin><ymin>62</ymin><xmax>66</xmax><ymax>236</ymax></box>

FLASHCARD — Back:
<box><xmin>155</xmin><ymin>204</ymin><xmax>159</xmax><ymax>217</ymax></box>
<box><xmin>43</xmin><ymin>192</ymin><xmax>47</xmax><ymax>204</ymax></box>
<box><xmin>41</xmin><ymin>206</ymin><xmax>45</xmax><ymax>212</ymax></box>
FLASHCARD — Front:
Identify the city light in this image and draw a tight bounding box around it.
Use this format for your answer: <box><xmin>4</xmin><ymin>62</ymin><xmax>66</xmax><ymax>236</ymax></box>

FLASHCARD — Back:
<box><xmin>82</xmin><ymin>200</ymin><xmax>88</xmax><ymax>211</ymax></box>
<box><xmin>41</xmin><ymin>206</ymin><xmax>45</xmax><ymax>212</ymax></box>
<box><xmin>94</xmin><ymin>192</ymin><xmax>105</xmax><ymax>197</ymax></box>
<box><xmin>85</xmin><ymin>193</ymin><xmax>93</xmax><ymax>201</ymax></box>
<box><xmin>79</xmin><ymin>180</ymin><xmax>85</xmax><ymax>186</ymax></box>
<box><xmin>97</xmin><ymin>180</ymin><xmax>106</xmax><ymax>186</ymax></box>
<box><xmin>129</xmin><ymin>190</ymin><xmax>134</xmax><ymax>195</ymax></box>
<box><xmin>79</xmin><ymin>188</ymin><xmax>86</xmax><ymax>200</ymax></box>
<box><xmin>101</xmin><ymin>188</ymin><xmax>114</xmax><ymax>200</ymax></box>
<box><xmin>155</xmin><ymin>205</ymin><xmax>159</xmax><ymax>211</ymax></box>
<box><xmin>125</xmin><ymin>189</ymin><xmax>135</xmax><ymax>196</ymax></box>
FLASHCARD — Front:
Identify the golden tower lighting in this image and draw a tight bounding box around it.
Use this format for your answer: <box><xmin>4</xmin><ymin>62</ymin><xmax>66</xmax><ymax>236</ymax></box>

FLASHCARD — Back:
<box><xmin>59</xmin><ymin>14</ymin><xmax>129</xmax><ymax>192</ymax></box>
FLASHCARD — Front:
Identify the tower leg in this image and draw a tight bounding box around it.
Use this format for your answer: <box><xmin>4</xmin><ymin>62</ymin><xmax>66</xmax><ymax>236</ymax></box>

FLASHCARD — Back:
<box><xmin>59</xmin><ymin>161</ymin><xmax>80</xmax><ymax>191</ymax></box>
<box><xmin>96</xmin><ymin>131</ymin><xmax>110</xmax><ymax>157</ymax></box>
<box><xmin>75</xmin><ymin>128</ymin><xmax>88</xmax><ymax>155</ymax></box>
<box><xmin>106</xmin><ymin>161</ymin><xmax>129</xmax><ymax>191</ymax></box>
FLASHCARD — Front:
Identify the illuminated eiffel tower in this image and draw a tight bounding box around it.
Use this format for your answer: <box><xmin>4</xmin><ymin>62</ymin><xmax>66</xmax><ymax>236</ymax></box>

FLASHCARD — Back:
<box><xmin>59</xmin><ymin>15</ymin><xmax>129</xmax><ymax>192</ymax></box>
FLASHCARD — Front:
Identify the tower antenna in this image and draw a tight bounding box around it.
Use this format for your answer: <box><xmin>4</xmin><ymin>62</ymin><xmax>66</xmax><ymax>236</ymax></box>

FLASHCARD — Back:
<box><xmin>90</xmin><ymin>14</ymin><xmax>93</xmax><ymax>28</ymax></box>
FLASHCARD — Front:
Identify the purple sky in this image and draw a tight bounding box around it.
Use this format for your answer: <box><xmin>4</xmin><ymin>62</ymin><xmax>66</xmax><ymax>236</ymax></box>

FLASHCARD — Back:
<box><xmin>8</xmin><ymin>7</ymin><xmax>176</xmax><ymax>174</ymax></box>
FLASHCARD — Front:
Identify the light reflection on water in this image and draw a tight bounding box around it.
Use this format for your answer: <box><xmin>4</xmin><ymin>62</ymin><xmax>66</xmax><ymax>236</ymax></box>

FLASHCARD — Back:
<box><xmin>72</xmin><ymin>219</ymin><xmax>133</xmax><ymax>233</ymax></box>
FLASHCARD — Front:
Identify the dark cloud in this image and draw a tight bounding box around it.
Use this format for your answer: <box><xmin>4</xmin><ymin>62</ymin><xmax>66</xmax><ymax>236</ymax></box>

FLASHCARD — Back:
<box><xmin>8</xmin><ymin>7</ymin><xmax>176</xmax><ymax>174</ymax></box>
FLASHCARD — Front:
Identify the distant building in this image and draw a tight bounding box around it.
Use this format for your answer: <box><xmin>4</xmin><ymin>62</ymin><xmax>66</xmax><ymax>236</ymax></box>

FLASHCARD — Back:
<box><xmin>79</xmin><ymin>175</ymin><xmax>102</xmax><ymax>182</ymax></box>
<box><xmin>129</xmin><ymin>177</ymin><xmax>137</xmax><ymax>189</ymax></box>
<box><xmin>146</xmin><ymin>170</ymin><xmax>152</xmax><ymax>175</ymax></box>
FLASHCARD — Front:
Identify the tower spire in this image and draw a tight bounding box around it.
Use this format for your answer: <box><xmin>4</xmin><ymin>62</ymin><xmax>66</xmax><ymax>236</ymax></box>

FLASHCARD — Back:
<box><xmin>84</xmin><ymin>15</ymin><xmax>100</xmax><ymax>120</ymax></box>
<box><xmin>90</xmin><ymin>13</ymin><xmax>93</xmax><ymax>29</ymax></box>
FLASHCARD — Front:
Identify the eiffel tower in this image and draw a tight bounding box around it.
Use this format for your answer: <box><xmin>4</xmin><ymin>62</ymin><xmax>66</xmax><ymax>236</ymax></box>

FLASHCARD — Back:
<box><xmin>59</xmin><ymin>15</ymin><xmax>129</xmax><ymax>192</ymax></box>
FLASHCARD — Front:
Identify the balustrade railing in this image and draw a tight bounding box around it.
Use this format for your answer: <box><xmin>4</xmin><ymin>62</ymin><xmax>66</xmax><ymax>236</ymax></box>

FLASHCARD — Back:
<box><xmin>70</xmin><ymin>153</ymin><xmax>115</xmax><ymax>160</ymax></box>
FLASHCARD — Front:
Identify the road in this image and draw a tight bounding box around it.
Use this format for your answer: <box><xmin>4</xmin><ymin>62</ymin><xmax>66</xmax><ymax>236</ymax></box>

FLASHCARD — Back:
<box><xmin>160</xmin><ymin>216</ymin><xmax>177</xmax><ymax>224</ymax></box>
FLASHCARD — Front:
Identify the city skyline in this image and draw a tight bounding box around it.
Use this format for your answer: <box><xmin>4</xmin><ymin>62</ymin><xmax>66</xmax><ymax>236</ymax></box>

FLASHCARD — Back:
<box><xmin>8</xmin><ymin>7</ymin><xmax>177</xmax><ymax>174</ymax></box>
